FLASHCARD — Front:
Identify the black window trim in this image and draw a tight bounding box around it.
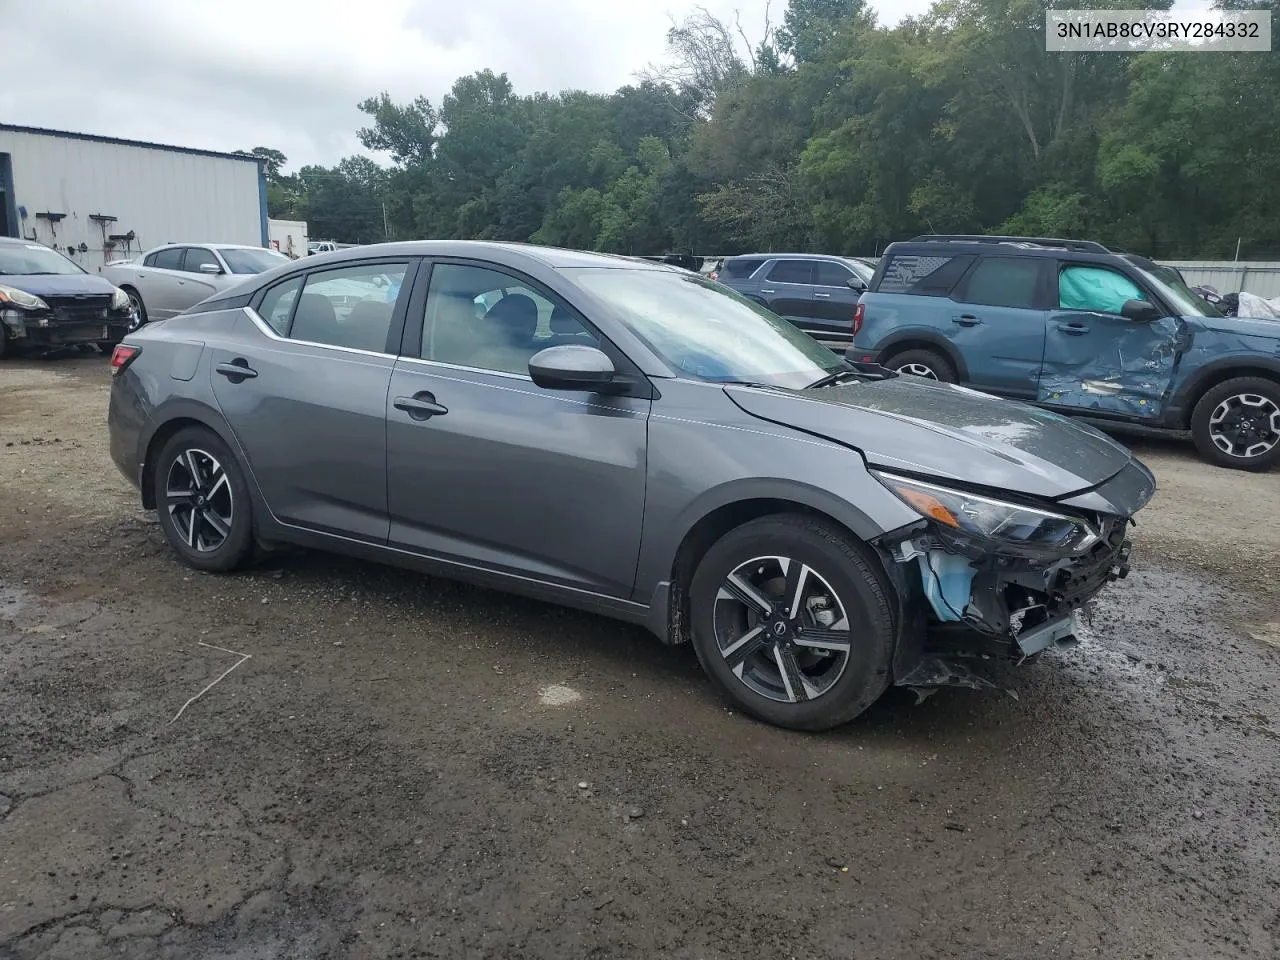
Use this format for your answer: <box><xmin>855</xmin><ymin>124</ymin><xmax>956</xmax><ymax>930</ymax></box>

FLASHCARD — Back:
<box><xmin>247</xmin><ymin>256</ymin><xmax>421</xmax><ymax>355</ymax></box>
<box><xmin>952</xmin><ymin>254</ymin><xmax>1053</xmax><ymax>311</ymax></box>
<box><xmin>401</xmin><ymin>256</ymin><xmax>651</xmax><ymax>393</ymax></box>
<box><xmin>813</xmin><ymin>259</ymin><xmax>855</xmax><ymax>289</ymax></box>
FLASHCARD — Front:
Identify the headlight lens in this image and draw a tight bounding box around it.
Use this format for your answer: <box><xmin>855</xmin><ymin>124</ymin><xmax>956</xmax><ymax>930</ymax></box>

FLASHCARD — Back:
<box><xmin>0</xmin><ymin>284</ymin><xmax>49</xmax><ymax>310</ymax></box>
<box><xmin>111</xmin><ymin>286</ymin><xmax>132</xmax><ymax>311</ymax></box>
<box><xmin>873</xmin><ymin>471</ymin><xmax>1099</xmax><ymax>553</ymax></box>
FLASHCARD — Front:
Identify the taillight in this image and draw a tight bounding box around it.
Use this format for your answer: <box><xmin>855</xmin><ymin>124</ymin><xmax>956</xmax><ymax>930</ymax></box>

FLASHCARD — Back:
<box><xmin>852</xmin><ymin>302</ymin><xmax>865</xmax><ymax>337</ymax></box>
<box><xmin>110</xmin><ymin>344</ymin><xmax>140</xmax><ymax>376</ymax></box>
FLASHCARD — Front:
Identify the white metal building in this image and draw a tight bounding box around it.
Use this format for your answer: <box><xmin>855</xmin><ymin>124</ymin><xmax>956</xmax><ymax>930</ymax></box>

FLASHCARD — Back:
<box><xmin>0</xmin><ymin>124</ymin><xmax>266</xmax><ymax>272</ymax></box>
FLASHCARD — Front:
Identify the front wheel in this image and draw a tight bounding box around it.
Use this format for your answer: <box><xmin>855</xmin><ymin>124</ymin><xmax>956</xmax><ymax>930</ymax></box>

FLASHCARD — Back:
<box><xmin>689</xmin><ymin>515</ymin><xmax>896</xmax><ymax>731</ymax></box>
<box><xmin>1190</xmin><ymin>377</ymin><xmax>1280</xmax><ymax>471</ymax></box>
<box><xmin>887</xmin><ymin>348</ymin><xmax>956</xmax><ymax>383</ymax></box>
<box><xmin>154</xmin><ymin>427</ymin><xmax>255</xmax><ymax>571</ymax></box>
<box><xmin>123</xmin><ymin>287</ymin><xmax>148</xmax><ymax>330</ymax></box>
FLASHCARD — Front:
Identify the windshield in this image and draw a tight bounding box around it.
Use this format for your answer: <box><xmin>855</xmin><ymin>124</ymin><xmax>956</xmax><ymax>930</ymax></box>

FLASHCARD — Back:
<box><xmin>218</xmin><ymin>247</ymin><xmax>291</xmax><ymax>274</ymax></box>
<box><xmin>568</xmin><ymin>267</ymin><xmax>845</xmax><ymax>389</ymax></box>
<box><xmin>0</xmin><ymin>243</ymin><xmax>86</xmax><ymax>276</ymax></box>
<box><xmin>848</xmin><ymin>259</ymin><xmax>875</xmax><ymax>283</ymax></box>
<box><xmin>1136</xmin><ymin>263</ymin><xmax>1221</xmax><ymax>318</ymax></box>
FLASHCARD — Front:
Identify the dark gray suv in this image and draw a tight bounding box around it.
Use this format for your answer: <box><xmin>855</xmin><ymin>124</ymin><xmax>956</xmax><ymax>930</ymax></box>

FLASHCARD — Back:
<box><xmin>107</xmin><ymin>241</ymin><xmax>1153</xmax><ymax>731</ymax></box>
<box><xmin>713</xmin><ymin>253</ymin><xmax>875</xmax><ymax>349</ymax></box>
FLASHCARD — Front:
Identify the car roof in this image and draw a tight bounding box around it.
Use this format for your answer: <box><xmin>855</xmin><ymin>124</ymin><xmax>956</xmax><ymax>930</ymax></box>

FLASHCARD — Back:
<box><xmin>297</xmin><ymin>240</ymin><xmax>675</xmax><ymax>273</ymax></box>
<box><xmin>880</xmin><ymin>235</ymin><xmax>1120</xmax><ymax>262</ymax></box>
<box><xmin>727</xmin><ymin>252</ymin><xmax>855</xmax><ymax>263</ymax></box>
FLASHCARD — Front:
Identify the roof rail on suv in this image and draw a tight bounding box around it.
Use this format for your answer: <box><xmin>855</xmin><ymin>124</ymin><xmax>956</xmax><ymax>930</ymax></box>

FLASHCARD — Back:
<box><xmin>907</xmin><ymin>235</ymin><xmax>1111</xmax><ymax>254</ymax></box>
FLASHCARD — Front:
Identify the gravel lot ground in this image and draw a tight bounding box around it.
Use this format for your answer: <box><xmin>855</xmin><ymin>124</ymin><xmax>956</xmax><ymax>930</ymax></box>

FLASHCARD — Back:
<box><xmin>1</xmin><ymin>354</ymin><xmax>1278</xmax><ymax>960</ymax></box>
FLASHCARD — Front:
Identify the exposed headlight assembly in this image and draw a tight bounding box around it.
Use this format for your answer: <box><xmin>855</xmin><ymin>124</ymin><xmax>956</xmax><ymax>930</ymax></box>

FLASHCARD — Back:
<box><xmin>0</xmin><ymin>284</ymin><xmax>49</xmax><ymax>311</ymax></box>
<box><xmin>110</xmin><ymin>286</ymin><xmax>132</xmax><ymax>311</ymax></box>
<box><xmin>873</xmin><ymin>471</ymin><xmax>1099</xmax><ymax>554</ymax></box>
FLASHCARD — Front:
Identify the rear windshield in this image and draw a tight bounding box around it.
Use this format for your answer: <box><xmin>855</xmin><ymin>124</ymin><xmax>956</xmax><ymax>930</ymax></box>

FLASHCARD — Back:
<box><xmin>875</xmin><ymin>254</ymin><xmax>974</xmax><ymax>296</ymax></box>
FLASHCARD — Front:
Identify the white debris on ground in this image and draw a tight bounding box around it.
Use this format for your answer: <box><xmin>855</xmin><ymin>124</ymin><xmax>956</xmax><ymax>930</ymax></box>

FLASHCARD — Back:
<box><xmin>538</xmin><ymin>684</ymin><xmax>582</xmax><ymax>707</ymax></box>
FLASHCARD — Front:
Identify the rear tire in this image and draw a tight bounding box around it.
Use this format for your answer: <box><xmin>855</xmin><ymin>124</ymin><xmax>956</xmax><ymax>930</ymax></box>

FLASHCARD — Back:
<box><xmin>154</xmin><ymin>427</ymin><xmax>254</xmax><ymax>572</ymax></box>
<box><xmin>887</xmin><ymin>348</ymin><xmax>956</xmax><ymax>382</ymax></box>
<box><xmin>1190</xmin><ymin>377</ymin><xmax>1280</xmax><ymax>471</ymax></box>
<box><xmin>689</xmin><ymin>515</ymin><xmax>896</xmax><ymax>731</ymax></box>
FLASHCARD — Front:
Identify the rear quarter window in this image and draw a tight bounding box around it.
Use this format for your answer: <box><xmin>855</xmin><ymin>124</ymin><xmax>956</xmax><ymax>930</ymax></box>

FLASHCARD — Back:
<box><xmin>875</xmin><ymin>254</ymin><xmax>975</xmax><ymax>296</ymax></box>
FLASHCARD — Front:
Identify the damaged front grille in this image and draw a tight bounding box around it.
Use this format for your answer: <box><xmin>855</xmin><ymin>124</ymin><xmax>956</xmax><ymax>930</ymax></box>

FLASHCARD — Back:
<box><xmin>45</xmin><ymin>295</ymin><xmax>113</xmax><ymax>326</ymax></box>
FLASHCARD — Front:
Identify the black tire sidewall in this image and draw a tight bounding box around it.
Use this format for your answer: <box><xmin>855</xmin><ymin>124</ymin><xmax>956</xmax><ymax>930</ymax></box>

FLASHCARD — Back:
<box><xmin>155</xmin><ymin>427</ymin><xmax>254</xmax><ymax>571</ymax></box>
<box><xmin>689</xmin><ymin>516</ymin><xmax>895</xmax><ymax>731</ymax></box>
<box><xmin>890</xmin><ymin>348</ymin><xmax>956</xmax><ymax>383</ymax></box>
<box><xmin>1190</xmin><ymin>377</ymin><xmax>1280</xmax><ymax>471</ymax></box>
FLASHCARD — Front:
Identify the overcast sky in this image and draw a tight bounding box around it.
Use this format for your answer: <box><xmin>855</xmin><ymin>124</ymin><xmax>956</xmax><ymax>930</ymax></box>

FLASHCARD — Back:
<box><xmin>3</xmin><ymin>0</ymin><xmax>1214</xmax><ymax>172</ymax></box>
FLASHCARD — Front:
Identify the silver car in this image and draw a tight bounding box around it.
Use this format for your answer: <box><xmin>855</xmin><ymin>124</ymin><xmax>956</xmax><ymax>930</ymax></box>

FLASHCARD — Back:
<box><xmin>100</xmin><ymin>243</ymin><xmax>290</xmax><ymax>325</ymax></box>
<box><xmin>107</xmin><ymin>241</ymin><xmax>1154</xmax><ymax>731</ymax></box>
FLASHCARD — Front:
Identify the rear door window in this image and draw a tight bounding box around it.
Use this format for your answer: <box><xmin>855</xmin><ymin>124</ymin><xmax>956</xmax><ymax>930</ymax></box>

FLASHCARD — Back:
<box><xmin>876</xmin><ymin>254</ymin><xmax>974</xmax><ymax>296</ymax></box>
<box><xmin>956</xmin><ymin>257</ymin><xmax>1045</xmax><ymax>309</ymax></box>
<box><xmin>766</xmin><ymin>260</ymin><xmax>814</xmax><ymax>284</ymax></box>
<box><xmin>1058</xmin><ymin>265</ymin><xmax>1146</xmax><ymax>315</ymax></box>
<box><xmin>150</xmin><ymin>248</ymin><xmax>183</xmax><ymax>271</ymax></box>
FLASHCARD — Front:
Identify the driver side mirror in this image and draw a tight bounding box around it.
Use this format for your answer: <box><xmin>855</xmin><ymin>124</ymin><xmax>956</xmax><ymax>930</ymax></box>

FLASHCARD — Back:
<box><xmin>529</xmin><ymin>344</ymin><xmax>616</xmax><ymax>391</ymax></box>
<box><xmin>847</xmin><ymin>277</ymin><xmax>867</xmax><ymax>293</ymax></box>
<box><xmin>1120</xmin><ymin>298</ymin><xmax>1161</xmax><ymax>323</ymax></box>
<box><xmin>198</xmin><ymin>262</ymin><xmax>222</xmax><ymax>275</ymax></box>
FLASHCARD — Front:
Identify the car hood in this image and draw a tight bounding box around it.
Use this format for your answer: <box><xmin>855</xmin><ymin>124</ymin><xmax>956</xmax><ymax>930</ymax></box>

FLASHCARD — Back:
<box><xmin>1</xmin><ymin>273</ymin><xmax>119</xmax><ymax>297</ymax></box>
<box><xmin>726</xmin><ymin>376</ymin><xmax>1140</xmax><ymax>502</ymax></box>
<box><xmin>1194</xmin><ymin>314</ymin><xmax>1280</xmax><ymax>337</ymax></box>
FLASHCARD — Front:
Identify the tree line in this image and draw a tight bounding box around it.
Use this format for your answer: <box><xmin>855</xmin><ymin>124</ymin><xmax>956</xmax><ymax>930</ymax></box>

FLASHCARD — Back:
<box><xmin>252</xmin><ymin>0</ymin><xmax>1280</xmax><ymax>260</ymax></box>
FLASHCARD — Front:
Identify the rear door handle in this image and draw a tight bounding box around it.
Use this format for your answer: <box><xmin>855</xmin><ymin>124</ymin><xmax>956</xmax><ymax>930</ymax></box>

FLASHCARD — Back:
<box><xmin>814</xmin><ymin>292</ymin><xmax>831</xmax><ymax>298</ymax></box>
<box><xmin>952</xmin><ymin>315</ymin><xmax>981</xmax><ymax>327</ymax></box>
<box><xmin>394</xmin><ymin>393</ymin><xmax>449</xmax><ymax>421</ymax></box>
<box><xmin>1057</xmin><ymin>322</ymin><xmax>1090</xmax><ymax>336</ymax></box>
<box><xmin>760</xmin><ymin>288</ymin><xmax>776</xmax><ymax>294</ymax></box>
<box><xmin>215</xmin><ymin>360</ymin><xmax>257</xmax><ymax>381</ymax></box>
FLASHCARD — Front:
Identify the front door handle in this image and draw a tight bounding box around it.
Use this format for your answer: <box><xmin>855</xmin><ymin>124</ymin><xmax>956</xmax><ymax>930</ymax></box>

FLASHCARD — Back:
<box><xmin>952</xmin><ymin>315</ymin><xmax>981</xmax><ymax>327</ymax></box>
<box><xmin>394</xmin><ymin>392</ymin><xmax>449</xmax><ymax>421</ymax></box>
<box><xmin>760</xmin><ymin>288</ymin><xmax>776</xmax><ymax>294</ymax></box>
<box><xmin>1057</xmin><ymin>322</ymin><xmax>1090</xmax><ymax>336</ymax></box>
<box><xmin>814</xmin><ymin>292</ymin><xmax>831</xmax><ymax>298</ymax></box>
<box><xmin>215</xmin><ymin>359</ymin><xmax>257</xmax><ymax>381</ymax></box>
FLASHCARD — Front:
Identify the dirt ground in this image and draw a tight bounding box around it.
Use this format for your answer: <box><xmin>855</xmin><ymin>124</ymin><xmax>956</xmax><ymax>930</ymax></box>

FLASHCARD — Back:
<box><xmin>1</xmin><ymin>354</ymin><xmax>1277</xmax><ymax>960</ymax></box>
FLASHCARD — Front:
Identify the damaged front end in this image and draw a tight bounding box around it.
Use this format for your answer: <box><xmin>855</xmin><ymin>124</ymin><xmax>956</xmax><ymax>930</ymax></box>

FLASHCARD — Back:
<box><xmin>870</xmin><ymin>471</ymin><xmax>1135</xmax><ymax>697</ymax></box>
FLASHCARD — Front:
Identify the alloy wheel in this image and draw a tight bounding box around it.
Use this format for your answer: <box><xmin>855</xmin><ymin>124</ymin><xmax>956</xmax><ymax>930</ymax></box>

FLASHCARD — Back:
<box><xmin>896</xmin><ymin>362</ymin><xmax>938</xmax><ymax>380</ymax></box>
<box><xmin>127</xmin><ymin>292</ymin><xmax>144</xmax><ymax>330</ymax></box>
<box><xmin>1208</xmin><ymin>393</ymin><xmax>1280</xmax><ymax>459</ymax></box>
<box><xmin>713</xmin><ymin>556</ymin><xmax>852</xmax><ymax>703</ymax></box>
<box><xmin>164</xmin><ymin>448</ymin><xmax>234</xmax><ymax>552</ymax></box>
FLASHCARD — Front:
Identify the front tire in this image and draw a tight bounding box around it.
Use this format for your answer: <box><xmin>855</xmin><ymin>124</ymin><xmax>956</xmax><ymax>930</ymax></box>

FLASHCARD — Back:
<box><xmin>887</xmin><ymin>348</ymin><xmax>956</xmax><ymax>382</ymax></box>
<box><xmin>123</xmin><ymin>286</ymin><xmax>147</xmax><ymax>330</ymax></box>
<box><xmin>1190</xmin><ymin>377</ymin><xmax>1280</xmax><ymax>471</ymax></box>
<box><xmin>689</xmin><ymin>515</ymin><xmax>896</xmax><ymax>731</ymax></box>
<box><xmin>154</xmin><ymin>427</ymin><xmax>254</xmax><ymax>571</ymax></box>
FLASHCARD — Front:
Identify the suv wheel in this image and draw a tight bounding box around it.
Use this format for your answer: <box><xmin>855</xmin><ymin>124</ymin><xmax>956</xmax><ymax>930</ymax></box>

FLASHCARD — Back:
<box><xmin>689</xmin><ymin>515</ymin><xmax>895</xmax><ymax>731</ymax></box>
<box><xmin>1191</xmin><ymin>376</ymin><xmax>1280</xmax><ymax>471</ymax></box>
<box><xmin>154</xmin><ymin>427</ymin><xmax>255</xmax><ymax>571</ymax></box>
<box><xmin>888</xmin><ymin>348</ymin><xmax>956</xmax><ymax>383</ymax></box>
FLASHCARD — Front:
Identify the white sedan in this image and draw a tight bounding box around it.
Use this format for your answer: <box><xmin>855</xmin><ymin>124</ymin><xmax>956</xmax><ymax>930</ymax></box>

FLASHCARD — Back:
<box><xmin>100</xmin><ymin>243</ymin><xmax>290</xmax><ymax>326</ymax></box>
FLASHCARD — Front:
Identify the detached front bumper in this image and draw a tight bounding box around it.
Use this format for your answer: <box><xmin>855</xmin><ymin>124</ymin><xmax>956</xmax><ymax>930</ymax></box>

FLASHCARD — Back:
<box><xmin>2</xmin><ymin>307</ymin><xmax>133</xmax><ymax>348</ymax></box>
<box><xmin>880</xmin><ymin>517</ymin><xmax>1133</xmax><ymax>691</ymax></box>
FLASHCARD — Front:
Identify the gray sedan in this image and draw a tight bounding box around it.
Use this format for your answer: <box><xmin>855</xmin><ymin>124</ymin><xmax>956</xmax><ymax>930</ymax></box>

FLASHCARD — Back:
<box><xmin>107</xmin><ymin>241</ymin><xmax>1154</xmax><ymax>730</ymax></box>
<box><xmin>100</xmin><ymin>243</ymin><xmax>290</xmax><ymax>325</ymax></box>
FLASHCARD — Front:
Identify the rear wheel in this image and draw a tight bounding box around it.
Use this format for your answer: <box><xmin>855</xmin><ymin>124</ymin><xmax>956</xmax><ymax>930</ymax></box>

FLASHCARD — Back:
<box><xmin>689</xmin><ymin>515</ymin><xmax>895</xmax><ymax>731</ymax></box>
<box><xmin>1190</xmin><ymin>377</ymin><xmax>1280</xmax><ymax>471</ymax></box>
<box><xmin>887</xmin><ymin>348</ymin><xmax>956</xmax><ymax>383</ymax></box>
<box><xmin>154</xmin><ymin>427</ymin><xmax>254</xmax><ymax>571</ymax></box>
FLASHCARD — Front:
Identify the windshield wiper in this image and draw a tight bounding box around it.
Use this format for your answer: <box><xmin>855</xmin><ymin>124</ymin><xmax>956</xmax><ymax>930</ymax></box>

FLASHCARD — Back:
<box><xmin>805</xmin><ymin>370</ymin><xmax>863</xmax><ymax>389</ymax></box>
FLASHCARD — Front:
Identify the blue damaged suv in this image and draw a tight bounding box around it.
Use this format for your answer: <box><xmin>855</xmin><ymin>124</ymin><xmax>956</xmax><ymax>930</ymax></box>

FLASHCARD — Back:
<box><xmin>846</xmin><ymin>235</ymin><xmax>1280</xmax><ymax>471</ymax></box>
